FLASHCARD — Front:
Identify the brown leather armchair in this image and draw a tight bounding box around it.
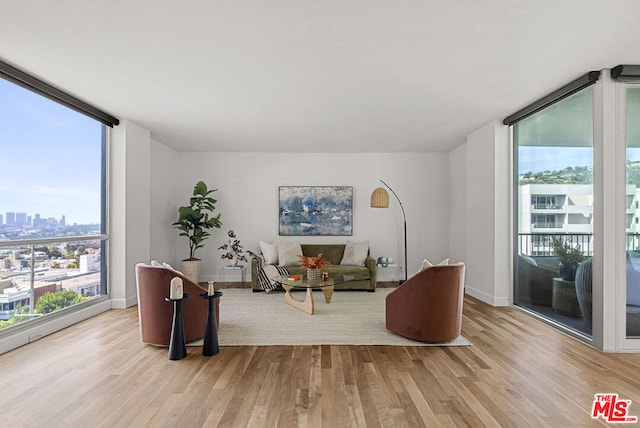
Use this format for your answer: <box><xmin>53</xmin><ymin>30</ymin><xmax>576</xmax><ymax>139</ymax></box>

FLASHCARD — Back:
<box><xmin>135</xmin><ymin>263</ymin><xmax>219</xmax><ymax>346</ymax></box>
<box><xmin>385</xmin><ymin>263</ymin><xmax>465</xmax><ymax>342</ymax></box>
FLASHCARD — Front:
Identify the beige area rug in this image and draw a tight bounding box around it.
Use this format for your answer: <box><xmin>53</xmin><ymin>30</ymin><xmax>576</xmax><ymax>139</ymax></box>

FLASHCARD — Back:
<box><xmin>192</xmin><ymin>288</ymin><xmax>470</xmax><ymax>347</ymax></box>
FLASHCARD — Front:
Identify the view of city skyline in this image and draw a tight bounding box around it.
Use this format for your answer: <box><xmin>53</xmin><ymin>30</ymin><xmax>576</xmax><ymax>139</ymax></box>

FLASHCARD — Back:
<box><xmin>0</xmin><ymin>211</ymin><xmax>68</xmax><ymax>226</ymax></box>
<box><xmin>0</xmin><ymin>79</ymin><xmax>103</xmax><ymax>226</ymax></box>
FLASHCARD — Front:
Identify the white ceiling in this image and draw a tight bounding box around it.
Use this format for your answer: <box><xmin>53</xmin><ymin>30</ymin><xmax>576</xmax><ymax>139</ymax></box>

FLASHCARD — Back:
<box><xmin>2</xmin><ymin>0</ymin><xmax>640</xmax><ymax>153</ymax></box>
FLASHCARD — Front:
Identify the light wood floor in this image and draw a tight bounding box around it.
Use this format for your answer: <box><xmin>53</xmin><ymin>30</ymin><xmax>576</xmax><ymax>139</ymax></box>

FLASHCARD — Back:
<box><xmin>1</xmin><ymin>291</ymin><xmax>639</xmax><ymax>427</ymax></box>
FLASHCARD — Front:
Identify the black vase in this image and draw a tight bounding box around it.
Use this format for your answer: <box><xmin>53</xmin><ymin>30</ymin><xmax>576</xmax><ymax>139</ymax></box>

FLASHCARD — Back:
<box><xmin>559</xmin><ymin>262</ymin><xmax>578</xmax><ymax>282</ymax></box>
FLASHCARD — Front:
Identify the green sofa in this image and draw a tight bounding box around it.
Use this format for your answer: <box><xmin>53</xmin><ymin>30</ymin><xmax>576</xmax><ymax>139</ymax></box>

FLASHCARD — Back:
<box><xmin>251</xmin><ymin>243</ymin><xmax>377</xmax><ymax>292</ymax></box>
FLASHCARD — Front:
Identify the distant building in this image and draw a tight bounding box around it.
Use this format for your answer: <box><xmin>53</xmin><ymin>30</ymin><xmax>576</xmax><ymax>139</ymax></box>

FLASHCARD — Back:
<box><xmin>80</xmin><ymin>254</ymin><xmax>100</xmax><ymax>273</ymax></box>
<box><xmin>519</xmin><ymin>184</ymin><xmax>594</xmax><ymax>235</ymax></box>
<box><xmin>0</xmin><ymin>278</ymin><xmax>59</xmax><ymax>321</ymax></box>
<box><xmin>6</xmin><ymin>212</ymin><xmax>15</xmax><ymax>225</ymax></box>
<box><xmin>0</xmin><ymin>279</ymin><xmax>29</xmax><ymax>321</ymax></box>
<box><xmin>15</xmin><ymin>212</ymin><xmax>27</xmax><ymax>227</ymax></box>
<box><xmin>518</xmin><ymin>183</ymin><xmax>640</xmax><ymax>255</ymax></box>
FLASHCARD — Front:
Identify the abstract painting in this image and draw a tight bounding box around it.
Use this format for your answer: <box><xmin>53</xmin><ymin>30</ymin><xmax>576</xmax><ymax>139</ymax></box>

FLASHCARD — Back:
<box><xmin>279</xmin><ymin>186</ymin><xmax>353</xmax><ymax>236</ymax></box>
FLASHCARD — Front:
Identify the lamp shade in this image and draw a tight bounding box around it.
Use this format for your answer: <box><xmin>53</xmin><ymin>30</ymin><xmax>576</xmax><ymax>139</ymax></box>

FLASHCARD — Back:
<box><xmin>370</xmin><ymin>187</ymin><xmax>389</xmax><ymax>208</ymax></box>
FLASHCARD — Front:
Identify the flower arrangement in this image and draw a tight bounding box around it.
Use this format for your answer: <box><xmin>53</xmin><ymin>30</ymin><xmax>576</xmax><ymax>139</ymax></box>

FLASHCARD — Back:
<box><xmin>299</xmin><ymin>253</ymin><xmax>331</xmax><ymax>270</ymax></box>
<box><xmin>218</xmin><ymin>230</ymin><xmax>248</xmax><ymax>265</ymax></box>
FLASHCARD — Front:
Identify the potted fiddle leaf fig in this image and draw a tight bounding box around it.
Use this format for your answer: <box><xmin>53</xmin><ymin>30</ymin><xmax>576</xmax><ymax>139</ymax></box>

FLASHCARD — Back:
<box><xmin>172</xmin><ymin>180</ymin><xmax>222</xmax><ymax>283</ymax></box>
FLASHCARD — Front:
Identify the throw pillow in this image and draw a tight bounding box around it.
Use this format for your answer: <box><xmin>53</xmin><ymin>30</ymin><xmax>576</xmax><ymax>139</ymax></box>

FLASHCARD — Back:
<box><xmin>340</xmin><ymin>240</ymin><xmax>369</xmax><ymax>266</ymax></box>
<box><xmin>277</xmin><ymin>242</ymin><xmax>303</xmax><ymax>266</ymax></box>
<box><xmin>255</xmin><ymin>258</ymin><xmax>289</xmax><ymax>292</ymax></box>
<box><xmin>150</xmin><ymin>260</ymin><xmax>162</xmax><ymax>267</ymax></box>
<box><xmin>417</xmin><ymin>257</ymin><xmax>449</xmax><ymax>273</ymax></box>
<box><xmin>259</xmin><ymin>241</ymin><xmax>278</xmax><ymax>264</ymax></box>
<box><xmin>162</xmin><ymin>262</ymin><xmax>183</xmax><ymax>275</ymax></box>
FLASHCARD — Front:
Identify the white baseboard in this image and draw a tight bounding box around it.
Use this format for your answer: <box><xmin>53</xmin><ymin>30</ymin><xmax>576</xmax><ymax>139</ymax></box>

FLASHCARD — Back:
<box><xmin>465</xmin><ymin>287</ymin><xmax>510</xmax><ymax>307</ymax></box>
<box><xmin>111</xmin><ymin>295</ymin><xmax>138</xmax><ymax>309</ymax></box>
<box><xmin>0</xmin><ymin>299</ymin><xmax>113</xmax><ymax>355</ymax></box>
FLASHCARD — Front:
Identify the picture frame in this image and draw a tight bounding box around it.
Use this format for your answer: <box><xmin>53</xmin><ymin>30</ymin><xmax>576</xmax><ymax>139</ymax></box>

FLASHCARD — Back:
<box><xmin>278</xmin><ymin>186</ymin><xmax>353</xmax><ymax>236</ymax></box>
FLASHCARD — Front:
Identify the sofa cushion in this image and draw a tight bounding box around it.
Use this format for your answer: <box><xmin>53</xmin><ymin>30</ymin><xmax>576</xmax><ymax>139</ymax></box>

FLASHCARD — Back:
<box><xmin>301</xmin><ymin>244</ymin><xmax>344</xmax><ymax>266</ymax></box>
<box><xmin>150</xmin><ymin>260</ymin><xmax>183</xmax><ymax>275</ymax></box>
<box><xmin>340</xmin><ymin>240</ymin><xmax>369</xmax><ymax>266</ymax></box>
<box><xmin>251</xmin><ymin>243</ymin><xmax>377</xmax><ymax>291</ymax></box>
<box><xmin>277</xmin><ymin>242</ymin><xmax>303</xmax><ymax>266</ymax></box>
<box><xmin>417</xmin><ymin>257</ymin><xmax>449</xmax><ymax>274</ymax></box>
<box><xmin>259</xmin><ymin>241</ymin><xmax>278</xmax><ymax>264</ymax></box>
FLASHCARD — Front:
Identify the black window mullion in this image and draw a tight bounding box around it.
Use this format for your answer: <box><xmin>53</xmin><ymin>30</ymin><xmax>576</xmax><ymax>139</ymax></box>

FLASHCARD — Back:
<box><xmin>504</xmin><ymin>71</ymin><xmax>601</xmax><ymax>126</ymax></box>
<box><xmin>0</xmin><ymin>58</ymin><xmax>118</xmax><ymax>127</ymax></box>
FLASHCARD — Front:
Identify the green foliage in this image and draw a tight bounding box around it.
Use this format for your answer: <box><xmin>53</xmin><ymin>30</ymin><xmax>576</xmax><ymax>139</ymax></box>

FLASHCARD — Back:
<box><xmin>35</xmin><ymin>290</ymin><xmax>90</xmax><ymax>315</ymax></box>
<box><xmin>48</xmin><ymin>246</ymin><xmax>62</xmax><ymax>258</ymax></box>
<box><xmin>172</xmin><ymin>181</ymin><xmax>223</xmax><ymax>260</ymax></box>
<box><xmin>0</xmin><ymin>305</ymin><xmax>29</xmax><ymax>329</ymax></box>
<box><xmin>551</xmin><ymin>238</ymin><xmax>585</xmax><ymax>264</ymax></box>
<box><xmin>521</xmin><ymin>163</ymin><xmax>640</xmax><ymax>186</ymax></box>
<box><xmin>0</xmin><ymin>319</ymin><xmax>15</xmax><ymax>329</ymax></box>
<box><xmin>627</xmin><ymin>161</ymin><xmax>640</xmax><ymax>187</ymax></box>
<box><xmin>519</xmin><ymin>166</ymin><xmax>592</xmax><ymax>185</ymax></box>
<box><xmin>64</xmin><ymin>243</ymin><xmax>88</xmax><ymax>259</ymax></box>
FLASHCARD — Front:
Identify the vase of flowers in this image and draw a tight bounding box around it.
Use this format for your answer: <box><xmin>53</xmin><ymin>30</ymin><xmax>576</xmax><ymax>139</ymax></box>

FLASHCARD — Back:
<box><xmin>299</xmin><ymin>253</ymin><xmax>331</xmax><ymax>280</ymax></box>
<box><xmin>218</xmin><ymin>230</ymin><xmax>248</xmax><ymax>267</ymax></box>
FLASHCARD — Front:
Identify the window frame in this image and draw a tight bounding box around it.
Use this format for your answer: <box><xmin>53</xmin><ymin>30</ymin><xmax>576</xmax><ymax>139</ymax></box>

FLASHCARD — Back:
<box><xmin>0</xmin><ymin>62</ymin><xmax>113</xmax><ymax>343</ymax></box>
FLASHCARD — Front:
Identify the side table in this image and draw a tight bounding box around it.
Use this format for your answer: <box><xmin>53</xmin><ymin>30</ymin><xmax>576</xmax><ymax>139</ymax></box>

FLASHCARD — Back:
<box><xmin>165</xmin><ymin>294</ymin><xmax>190</xmax><ymax>360</ymax></box>
<box><xmin>376</xmin><ymin>264</ymin><xmax>401</xmax><ymax>285</ymax></box>
<box><xmin>220</xmin><ymin>265</ymin><xmax>247</xmax><ymax>287</ymax></box>
<box><xmin>551</xmin><ymin>278</ymin><xmax>582</xmax><ymax>317</ymax></box>
<box><xmin>200</xmin><ymin>291</ymin><xmax>223</xmax><ymax>356</ymax></box>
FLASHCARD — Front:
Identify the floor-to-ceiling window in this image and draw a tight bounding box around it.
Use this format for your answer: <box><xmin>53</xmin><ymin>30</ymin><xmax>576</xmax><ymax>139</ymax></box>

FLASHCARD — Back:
<box><xmin>513</xmin><ymin>86</ymin><xmax>594</xmax><ymax>338</ymax></box>
<box><xmin>0</xmin><ymin>66</ymin><xmax>112</xmax><ymax>334</ymax></box>
<box><xmin>626</xmin><ymin>86</ymin><xmax>640</xmax><ymax>338</ymax></box>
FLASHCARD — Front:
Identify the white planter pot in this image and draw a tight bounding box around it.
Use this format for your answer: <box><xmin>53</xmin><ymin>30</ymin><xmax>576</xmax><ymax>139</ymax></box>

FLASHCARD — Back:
<box><xmin>181</xmin><ymin>259</ymin><xmax>202</xmax><ymax>284</ymax></box>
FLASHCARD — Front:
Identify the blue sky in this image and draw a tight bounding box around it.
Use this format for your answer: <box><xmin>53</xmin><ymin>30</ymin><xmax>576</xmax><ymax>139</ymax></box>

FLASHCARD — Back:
<box><xmin>519</xmin><ymin>146</ymin><xmax>640</xmax><ymax>174</ymax></box>
<box><xmin>518</xmin><ymin>146</ymin><xmax>593</xmax><ymax>173</ymax></box>
<box><xmin>0</xmin><ymin>79</ymin><xmax>103</xmax><ymax>225</ymax></box>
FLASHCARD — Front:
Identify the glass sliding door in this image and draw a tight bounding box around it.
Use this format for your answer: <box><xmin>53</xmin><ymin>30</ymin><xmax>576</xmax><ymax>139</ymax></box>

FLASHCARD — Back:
<box><xmin>514</xmin><ymin>87</ymin><xmax>594</xmax><ymax>337</ymax></box>
<box><xmin>626</xmin><ymin>86</ymin><xmax>640</xmax><ymax>338</ymax></box>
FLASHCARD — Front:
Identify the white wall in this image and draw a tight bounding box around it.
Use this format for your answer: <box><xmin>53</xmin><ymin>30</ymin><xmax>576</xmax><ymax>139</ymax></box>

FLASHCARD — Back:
<box><xmin>110</xmin><ymin>120</ymin><xmax>152</xmax><ymax>308</ymax></box>
<box><xmin>453</xmin><ymin>121</ymin><xmax>511</xmax><ymax>306</ymax></box>
<box><xmin>149</xmin><ymin>139</ymin><xmax>178</xmax><ymax>265</ymax></box>
<box><xmin>115</xmin><ymin>123</ymin><xmax>512</xmax><ymax>308</ymax></box>
<box><xmin>157</xmin><ymin>151</ymin><xmax>451</xmax><ymax>282</ymax></box>
<box><xmin>449</xmin><ymin>144</ymin><xmax>467</xmax><ymax>264</ymax></box>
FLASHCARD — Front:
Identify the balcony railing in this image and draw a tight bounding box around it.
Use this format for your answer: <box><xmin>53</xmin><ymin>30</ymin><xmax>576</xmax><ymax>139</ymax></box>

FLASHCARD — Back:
<box><xmin>519</xmin><ymin>233</ymin><xmax>640</xmax><ymax>257</ymax></box>
<box><xmin>532</xmin><ymin>203</ymin><xmax>563</xmax><ymax>210</ymax></box>
<box><xmin>532</xmin><ymin>222</ymin><xmax>564</xmax><ymax>229</ymax></box>
<box><xmin>518</xmin><ymin>233</ymin><xmax>593</xmax><ymax>257</ymax></box>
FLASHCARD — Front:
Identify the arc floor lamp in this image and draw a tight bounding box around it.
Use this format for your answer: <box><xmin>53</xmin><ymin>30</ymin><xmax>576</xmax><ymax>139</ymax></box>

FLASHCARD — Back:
<box><xmin>370</xmin><ymin>179</ymin><xmax>407</xmax><ymax>283</ymax></box>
